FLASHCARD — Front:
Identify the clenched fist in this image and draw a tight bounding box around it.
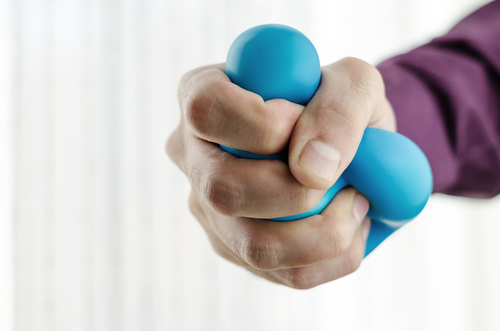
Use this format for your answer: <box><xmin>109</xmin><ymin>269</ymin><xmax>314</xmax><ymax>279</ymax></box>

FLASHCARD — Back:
<box><xmin>167</xmin><ymin>58</ymin><xmax>396</xmax><ymax>289</ymax></box>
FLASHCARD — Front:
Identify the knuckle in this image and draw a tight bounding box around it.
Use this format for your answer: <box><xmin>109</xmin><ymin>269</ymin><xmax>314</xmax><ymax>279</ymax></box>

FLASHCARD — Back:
<box><xmin>183</xmin><ymin>76</ymin><xmax>241</xmax><ymax>142</ymax></box>
<box><xmin>327</xmin><ymin>221</ymin><xmax>352</xmax><ymax>258</ymax></box>
<box><xmin>165</xmin><ymin>129</ymin><xmax>177</xmax><ymax>159</ymax></box>
<box><xmin>187</xmin><ymin>191</ymin><xmax>201</xmax><ymax>216</ymax></box>
<box><xmin>295</xmin><ymin>188</ymin><xmax>324</xmax><ymax>214</ymax></box>
<box><xmin>184</xmin><ymin>88</ymin><xmax>216</xmax><ymax>138</ymax></box>
<box><xmin>280</xmin><ymin>267</ymin><xmax>320</xmax><ymax>290</ymax></box>
<box><xmin>259</xmin><ymin>113</ymin><xmax>289</xmax><ymax>153</ymax></box>
<box><xmin>165</xmin><ymin>127</ymin><xmax>184</xmax><ymax>167</ymax></box>
<box><xmin>237</xmin><ymin>232</ymin><xmax>282</xmax><ymax>270</ymax></box>
<box><xmin>203</xmin><ymin>174</ymin><xmax>243</xmax><ymax>217</ymax></box>
<box><xmin>341</xmin><ymin>57</ymin><xmax>380</xmax><ymax>83</ymax></box>
<box><xmin>341</xmin><ymin>244</ymin><xmax>364</xmax><ymax>275</ymax></box>
<box><xmin>231</xmin><ymin>96</ymin><xmax>287</xmax><ymax>155</ymax></box>
<box><xmin>260</xmin><ymin>125</ymin><xmax>284</xmax><ymax>153</ymax></box>
<box><xmin>341</xmin><ymin>57</ymin><xmax>383</xmax><ymax>108</ymax></box>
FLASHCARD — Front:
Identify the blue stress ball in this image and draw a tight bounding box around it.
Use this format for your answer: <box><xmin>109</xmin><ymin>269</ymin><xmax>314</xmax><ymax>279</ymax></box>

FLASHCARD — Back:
<box><xmin>225</xmin><ymin>24</ymin><xmax>321</xmax><ymax>106</ymax></box>
<box><xmin>221</xmin><ymin>24</ymin><xmax>433</xmax><ymax>256</ymax></box>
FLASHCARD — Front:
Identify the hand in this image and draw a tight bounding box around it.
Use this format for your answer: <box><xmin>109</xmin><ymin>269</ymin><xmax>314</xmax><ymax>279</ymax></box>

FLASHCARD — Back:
<box><xmin>166</xmin><ymin>58</ymin><xmax>395</xmax><ymax>288</ymax></box>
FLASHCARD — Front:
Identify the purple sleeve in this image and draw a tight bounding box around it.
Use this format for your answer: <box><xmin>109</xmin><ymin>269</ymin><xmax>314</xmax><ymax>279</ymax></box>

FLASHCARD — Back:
<box><xmin>377</xmin><ymin>0</ymin><xmax>500</xmax><ymax>198</ymax></box>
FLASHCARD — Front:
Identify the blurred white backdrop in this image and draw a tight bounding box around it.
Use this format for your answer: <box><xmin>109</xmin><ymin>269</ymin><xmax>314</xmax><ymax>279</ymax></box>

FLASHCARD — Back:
<box><xmin>1</xmin><ymin>0</ymin><xmax>500</xmax><ymax>330</ymax></box>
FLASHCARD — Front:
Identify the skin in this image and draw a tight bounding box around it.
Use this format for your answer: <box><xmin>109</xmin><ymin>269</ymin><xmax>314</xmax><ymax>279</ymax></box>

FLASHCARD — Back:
<box><xmin>166</xmin><ymin>57</ymin><xmax>396</xmax><ymax>289</ymax></box>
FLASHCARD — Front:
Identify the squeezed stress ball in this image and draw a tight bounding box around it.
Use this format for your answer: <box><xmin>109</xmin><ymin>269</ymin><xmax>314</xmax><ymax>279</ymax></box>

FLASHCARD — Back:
<box><xmin>220</xmin><ymin>24</ymin><xmax>433</xmax><ymax>256</ymax></box>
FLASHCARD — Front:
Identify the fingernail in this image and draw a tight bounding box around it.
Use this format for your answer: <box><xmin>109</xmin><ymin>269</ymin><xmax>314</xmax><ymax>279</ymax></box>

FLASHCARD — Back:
<box><xmin>299</xmin><ymin>140</ymin><xmax>340</xmax><ymax>182</ymax></box>
<box><xmin>362</xmin><ymin>219</ymin><xmax>371</xmax><ymax>241</ymax></box>
<box><xmin>353</xmin><ymin>194</ymin><xmax>369</xmax><ymax>225</ymax></box>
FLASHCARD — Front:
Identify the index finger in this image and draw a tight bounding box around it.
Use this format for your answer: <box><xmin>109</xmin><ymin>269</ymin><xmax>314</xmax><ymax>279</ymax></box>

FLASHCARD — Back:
<box><xmin>179</xmin><ymin>64</ymin><xmax>304</xmax><ymax>155</ymax></box>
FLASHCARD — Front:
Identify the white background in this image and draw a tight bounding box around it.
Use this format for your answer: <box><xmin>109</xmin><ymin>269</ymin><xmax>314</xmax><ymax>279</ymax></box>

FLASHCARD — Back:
<box><xmin>1</xmin><ymin>0</ymin><xmax>500</xmax><ymax>330</ymax></box>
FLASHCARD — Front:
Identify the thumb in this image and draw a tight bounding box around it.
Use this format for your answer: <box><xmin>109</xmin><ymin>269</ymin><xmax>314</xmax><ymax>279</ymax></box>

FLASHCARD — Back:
<box><xmin>288</xmin><ymin>58</ymin><xmax>395</xmax><ymax>190</ymax></box>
